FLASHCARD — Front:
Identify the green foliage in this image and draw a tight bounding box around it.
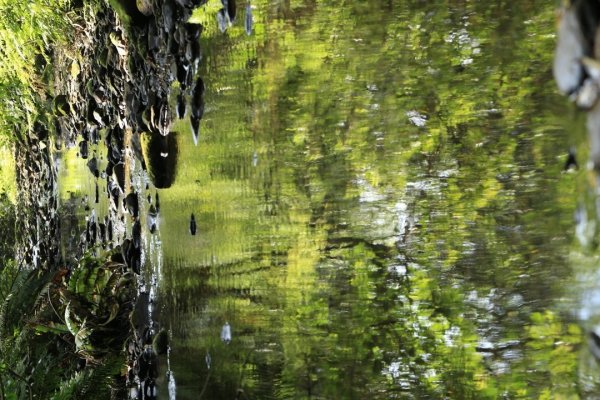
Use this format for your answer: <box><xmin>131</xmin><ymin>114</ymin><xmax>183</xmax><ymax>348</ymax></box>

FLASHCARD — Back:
<box><xmin>0</xmin><ymin>267</ymin><xmax>62</xmax><ymax>399</ymax></box>
<box><xmin>0</xmin><ymin>0</ymin><xmax>71</xmax><ymax>142</ymax></box>
<box><xmin>0</xmin><ymin>192</ymin><xmax>16</xmax><ymax>301</ymax></box>
<box><xmin>0</xmin><ymin>147</ymin><xmax>16</xmax><ymax>202</ymax></box>
<box><xmin>60</xmin><ymin>256</ymin><xmax>134</xmax><ymax>360</ymax></box>
<box><xmin>50</xmin><ymin>357</ymin><xmax>122</xmax><ymax>400</ymax></box>
<box><xmin>0</xmin><ymin>250</ymin><xmax>132</xmax><ymax>399</ymax></box>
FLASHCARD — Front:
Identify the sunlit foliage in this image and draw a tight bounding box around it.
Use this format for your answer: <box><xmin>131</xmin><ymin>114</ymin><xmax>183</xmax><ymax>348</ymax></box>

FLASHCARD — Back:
<box><xmin>0</xmin><ymin>0</ymin><xmax>71</xmax><ymax>142</ymax></box>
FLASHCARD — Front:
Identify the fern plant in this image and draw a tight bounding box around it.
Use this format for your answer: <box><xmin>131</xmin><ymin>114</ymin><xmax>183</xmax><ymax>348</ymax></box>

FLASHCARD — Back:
<box><xmin>50</xmin><ymin>356</ymin><xmax>123</xmax><ymax>400</ymax></box>
<box><xmin>0</xmin><ymin>251</ymin><xmax>132</xmax><ymax>399</ymax></box>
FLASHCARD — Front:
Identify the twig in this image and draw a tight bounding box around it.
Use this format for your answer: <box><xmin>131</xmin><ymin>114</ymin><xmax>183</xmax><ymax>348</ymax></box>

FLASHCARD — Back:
<box><xmin>234</xmin><ymin>349</ymin><xmax>253</xmax><ymax>399</ymax></box>
<box><xmin>198</xmin><ymin>368</ymin><xmax>211</xmax><ymax>399</ymax></box>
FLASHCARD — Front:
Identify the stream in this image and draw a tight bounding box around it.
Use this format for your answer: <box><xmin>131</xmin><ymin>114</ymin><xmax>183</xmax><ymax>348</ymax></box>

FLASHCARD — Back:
<box><xmin>6</xmin><ymin>0</ymin><xmax>600</xmax><ymax>399</ymax></box>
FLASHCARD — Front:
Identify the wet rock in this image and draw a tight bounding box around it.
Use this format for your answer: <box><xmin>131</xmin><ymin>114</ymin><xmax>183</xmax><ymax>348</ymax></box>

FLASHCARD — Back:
<box><xmin>48</xmin><ymin>0</ymin><xmax>211</xmax><ymax>393</ymax></box>
<box><xmin>99</xmin><ymin>222</ymin><xmax>106</xmax><ymax>244</ymax></box>
<box><xmin>189</xmin><ymin>213</ymin><xmax>197</xmax><ymax>235</ymax></box>
<box><xmin>174</xmin><ymin>0</ymin><xmax>202</xmax><ymax>9</ymax></box>
<box><xmin>564</xmin><ymin>147</ymin><xmax>578</xmax><ymax>171</ymax></box>
<box><xmin>141</xmin><ymin>131</ymin><xmax>179</xmax><ymax>188</ymax></box>
<box><xmin>113</xmin><ymin>162</ymin><xmax>126</xmax><ymax>192</ymax></box>
<box><xmin>186</xmin><ymin>23</ymin><xmax>202</xmax><ymax>70</ymax></box>
<box><xmin>33</xmin><ymin>121</ymin><xmax>49</xmax><ymax>141</ymax></box>
<box><xmin>108</xmin><ymin>219</ymin><xmax>114</xmax><ymax>242</ymax></box>
<box><xmin>107</xmin><ymin>134</ymin><xmax>123</xmax><ymax>165</ymax></box>
<box><xmin>191</xmin><ymin>40</ymin><xmax>201</xmax><ymax>72</ymax></box>
<box><xmin>87</xmin><ymin>156</ymin><xmax>100</xmax><ymax>178</ymax></box>
<box><xmin>145</xmin><ymin>98</ymin><xmax>172</xmax><ymax>136</ymax></box>
<box><xmin>186</xmin><ymin>22</ymin><xmax>202</xmax><ymax>41</ymax></box>
<box><xmin>105</xmin><ymin>161</ymin><xmax>114</xmax><ymax>179</ymax></box>
<box><xmin>147</xmin><ymin>205</ymin><xmax>158</xmax><ymax>233</ymax></box>
<box><xmin>87</xmin><ymin>124</ymin><xmax>99</xmax><ymax>144</ymax></box>
<box><xmin>590</xmin><ymin>327</ymin><xmax>600</xmax><ymax>360</ymax></box>
<box><xmin>190</xmin><ymin>77</ymin><xmax>205</xmax><ymax>144</ymax></box>
<box><xmin>108</xmin><ymin>178</ymin><xmax>122</xmax><ymax>210</ymax></box>
<box><xmin>554</xmin><ymin>1</ymin><xmax>600</xmax><ymax>106</ymax></box>
<box><xmin>174</xmin><ymin>23</ymin><xmax>187</xmax><ymax>48</ymax></box>
<box><xmin>130</xmin><ymin>132</ymin><xmax>146</xmax><ymax>170</ymax></box>
<box><xmin>224</xmin><ymin>0</ymin><xmax>236</xmax><ymax>22</ymax></box>
<box><xmin>162</xmin><ymin>0</ymin><xmax>175</xmax><ymax>33</ymax></box>
<box><xmin>121</xmin><ymin>238</ymin><xmax>132</xmax><ymax>260</ymax></box>
<box><xmin>132</xmin><ymin>292</ymin><xmax>151</xmax><ymax>334</ymax></box>
<box><xmin>176</xmin><ymin>91</ymin><xmax>186</xmax><ymax>119</ymax></box>
<box><xmin>122</xmin><ymin>238</ymin><xmax>141</xmax><ymax>274</ymax></box>
<box><xmin>142</xmin><ymin>378</ymin><xmax>158</xmax><ymax>400</ymax></box>
<box><xmin>125</xmin><ymin>192</ymin><xmax>139</xmax><ymax>218</ymax></box>
<box><xmin>148</xmin><ymin>19</ymin><xmax>161</xmax><ymax>52</ymax></box>
<box><xmin>177</xmin><ymin>61</ymin><xmax>192</xmax><ymax>90</ymax></box>
<box><xmin>92</xmin><ymin>109</ymin><xmax>105</xmax><ymax>126</ymax></box>
<box><xmin>132</xmin><ymin>220</ymin><xmax>142</xmax><ymax>249</ymax></box>
<box><xmin>191</xmin><ymin>118</ymin><xmax>200</xmax><ymax>146</ymax></box>
<box><xmin>79</xmin><ymin>140</ymin><xmax>89</xmax><ymax>159</ymax></box>
<box><xmin>191</xmin><ymin>77</ymin><xmax>205</xmax><ymax>116</ymax></box>
<box><xmin>90</xmin><ymin>221</ymin><xmax>97</xmax><ymax>245</ymax></box>
<box><xmin>142</xmin><ymin>325</ymin><xmax>154</xmax><ymax>345</ymax></box>
<box><xmin>138</xmin><ymin>347</ymin><xmax>158</xmax><ymax>380</ymax></box>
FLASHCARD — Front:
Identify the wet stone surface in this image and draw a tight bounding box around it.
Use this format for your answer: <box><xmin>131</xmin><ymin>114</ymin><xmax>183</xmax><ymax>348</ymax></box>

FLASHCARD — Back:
<box><xmin>15</xmin><ymin>123</ymin><xmax>60</xmax><ymax>270</ymax></box>
<box><xmin>38</xmin><ymin>0</ymin><xmax>210</xmax><ymax>397</ymax></box>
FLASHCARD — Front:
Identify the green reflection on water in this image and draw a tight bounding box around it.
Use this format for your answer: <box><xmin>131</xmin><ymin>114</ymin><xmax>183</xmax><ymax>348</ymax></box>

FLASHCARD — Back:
<box><xmin>150</xmin><ymin>1</ymin><xmax>586</xmax><ymax>398</ymax></box>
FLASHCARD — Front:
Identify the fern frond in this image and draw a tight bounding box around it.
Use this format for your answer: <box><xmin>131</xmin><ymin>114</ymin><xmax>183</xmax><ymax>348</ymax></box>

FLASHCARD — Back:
<box><xmin>51</xmin><ymin>356</ymin><xmax>124</xmax><ymax>400</ymax></box>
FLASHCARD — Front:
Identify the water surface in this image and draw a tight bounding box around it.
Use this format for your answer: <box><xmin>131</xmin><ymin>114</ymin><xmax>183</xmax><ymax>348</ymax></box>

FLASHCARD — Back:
<box><xmin>62</xmin><ymin>1</ymin><xmax>598</xmax><ymax>398</ymax></box>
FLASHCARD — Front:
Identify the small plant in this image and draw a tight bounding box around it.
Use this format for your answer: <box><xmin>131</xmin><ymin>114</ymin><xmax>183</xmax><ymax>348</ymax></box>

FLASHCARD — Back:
<box><xmin>0</xmin><ymin>249</ymin><xmax>134</xmax><ymax>398</ymax></box>
<box><xmin>59</xmin><ymin>255</ymin><xmax>135</xmax><ymax>361</ymax></box>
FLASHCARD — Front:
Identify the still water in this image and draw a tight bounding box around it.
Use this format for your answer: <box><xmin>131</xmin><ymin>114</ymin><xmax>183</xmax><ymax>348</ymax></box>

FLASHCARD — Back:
<box><xmin>59</xmin><ymin>0</ymin><xmax>600</xmax><ymax>398</ymax></box>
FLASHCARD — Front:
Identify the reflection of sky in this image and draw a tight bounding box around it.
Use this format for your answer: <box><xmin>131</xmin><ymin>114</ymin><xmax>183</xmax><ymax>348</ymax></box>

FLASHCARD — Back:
<box><xmin>577</xmin><ymin>271</ymin><xmax>600</xmax><ymax>321</ymax></box>
<box><xmin>445</xmin><ymin>27</ymin><xmax>481</xmax><ymax>66</ymax></box>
